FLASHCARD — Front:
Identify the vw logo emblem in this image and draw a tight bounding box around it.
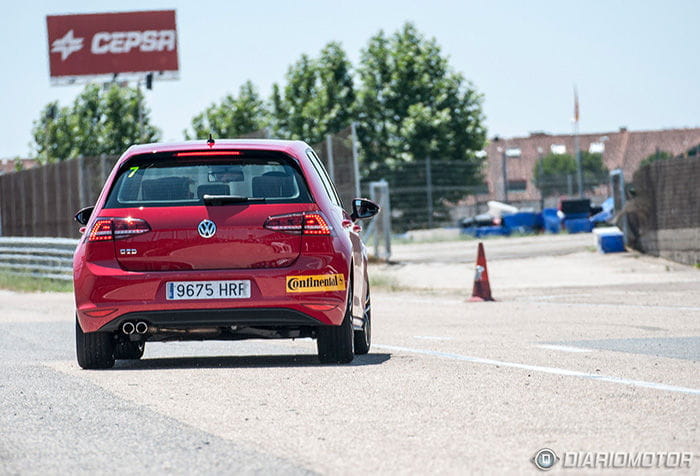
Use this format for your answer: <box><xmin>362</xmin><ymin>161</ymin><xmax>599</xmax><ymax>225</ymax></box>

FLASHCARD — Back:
<box><xmin>197</xmin><ymin>219</ymin><xmax>216</xmax><ymax>238</ymax></box>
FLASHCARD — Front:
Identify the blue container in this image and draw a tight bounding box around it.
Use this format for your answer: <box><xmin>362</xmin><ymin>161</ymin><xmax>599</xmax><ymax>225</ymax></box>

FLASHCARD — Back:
<box><xmin>564</xmin><ymin>218</ymin><xmax>592</xmax><ymax>233</ymax></box>
<box><xmin>502</xmin><ymin>212</ymin><xmax>538</xmax><ymax>233</ymax></box>
<box><xmin>474</xmin><ymin>226</ymin><xmax>510</xmax><ymax>238</ymax></box>
<box><xmin>600</xmin><ymin>234</ymin><xmax>625</xmax><ymax>253</ymax></box>
<box><xmin>594</xmin><ymin>228</ymin><xmax>626</xmax><ymax>253</ymax></box>
<box><xmin>542</xmin><ymin>208</ymin><xmax>561</xmax><ymax>234</ymax></box>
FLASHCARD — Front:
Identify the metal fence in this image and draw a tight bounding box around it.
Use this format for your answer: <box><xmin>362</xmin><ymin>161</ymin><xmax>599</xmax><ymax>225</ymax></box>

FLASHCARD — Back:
<box><xmin>0</xmin><ymin>237</ymin><xmax>78</xmax><ymax>280</ymax></box>
<box><xmin>0</xmin><ymin>156</ymin><xmax>118</xmax><ymax>238</ymax></box>
<box><xmin>625</xmin><ymin>156</ymin><xmax>700</xmax><ymax>265</ymax></box>
<box><xmin>360</xmin><ymin>158</ymin><xmax>487</xmax><ymax>232</ymax></box>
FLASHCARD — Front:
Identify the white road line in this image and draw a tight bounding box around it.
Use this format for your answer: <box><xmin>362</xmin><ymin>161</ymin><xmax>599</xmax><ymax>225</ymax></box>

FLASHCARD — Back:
<box><xmin>518</xmin><ymin>300</ymin><xmax>700</xmax><ymax>312</ymax></box>
<box><xmin>414</xmin><ymin>336</ymin><xmax>455</xmax><ymax>341</ymax></box>
<box><xmin>374</xmin><ymin>344</ymin><xmax>700</xmax><ymax>396</ymax></box>
<box><xmin>378</xmin><ymin>295</ymin><xmax>700</xmax><ymax>312</ymax></box>
<box><xmin>536</xmin><ymin>344</ymin><xmax>593</xmax><ymax>353</ymax></box>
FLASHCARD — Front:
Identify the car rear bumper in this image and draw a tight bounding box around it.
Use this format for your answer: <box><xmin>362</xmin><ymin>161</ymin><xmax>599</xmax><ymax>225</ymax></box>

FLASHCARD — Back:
<box><xmin>74</xmin><ymin>255</ymin><xmax>349</xmax><ymax>333</ymax></box>
<box><xmin>99</xmin><ymin>307</ymin><xmax>324</xmax><ymax>332</ymax></box>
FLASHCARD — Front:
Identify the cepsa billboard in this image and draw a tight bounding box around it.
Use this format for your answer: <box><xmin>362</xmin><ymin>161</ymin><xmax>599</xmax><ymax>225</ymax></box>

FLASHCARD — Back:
<box><xmin>46</xmin><ymin>10</ymin><xmax>179</xmax><ymax>84</ymax></box>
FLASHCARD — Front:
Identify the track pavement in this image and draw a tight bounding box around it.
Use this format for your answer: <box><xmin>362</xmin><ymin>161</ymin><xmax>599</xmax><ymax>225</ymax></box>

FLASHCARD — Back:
<box><xmin>1</xmin><ymin>234</ymin><xmax>698</xmax><ymax>474</ymax></box>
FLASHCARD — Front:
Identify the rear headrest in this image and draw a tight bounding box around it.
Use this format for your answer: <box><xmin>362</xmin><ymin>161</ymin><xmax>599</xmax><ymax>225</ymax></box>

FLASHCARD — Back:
<box><xmin>197</xmin><ymin>183</ymin><xmax>230</xmax><ymax>199</ymax></box>
<box><xmin>252</xmin><ymin>172</ymin><xmax>294</xmax><ymax>198</ymax></box>
<box><xmin>141</xmin><ymin>177</ymin><xmax>192</xmax><ymax>201</ymax></box>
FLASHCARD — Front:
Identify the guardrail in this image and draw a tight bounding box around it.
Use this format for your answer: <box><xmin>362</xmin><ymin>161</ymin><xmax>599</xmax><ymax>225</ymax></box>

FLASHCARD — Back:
<box><xmin>0</xmin><ymin>237</ymin><xmax>79</xmax><ymax>280</ymax></box>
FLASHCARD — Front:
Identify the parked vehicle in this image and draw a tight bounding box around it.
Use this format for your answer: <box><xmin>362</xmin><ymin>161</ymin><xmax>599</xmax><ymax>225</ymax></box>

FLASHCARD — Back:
<box><xmin>73</xmin><ymin>139</ymin><xmax>379</xmax><ymax>368</ymax></box>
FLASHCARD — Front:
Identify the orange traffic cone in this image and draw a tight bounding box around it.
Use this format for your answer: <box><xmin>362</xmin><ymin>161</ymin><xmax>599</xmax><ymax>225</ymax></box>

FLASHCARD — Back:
<box><xmin>468</xmin><ymin>242</ymin><xmax>494</xmax><ymax>302</ymax></box>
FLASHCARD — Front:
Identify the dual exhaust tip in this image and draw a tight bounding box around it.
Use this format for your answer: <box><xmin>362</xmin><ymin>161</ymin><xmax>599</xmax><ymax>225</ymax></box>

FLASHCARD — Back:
<box><xmin>121</xmin><ymin>321</ymin><xmax>148</xmax><ymax>335</ymax></box>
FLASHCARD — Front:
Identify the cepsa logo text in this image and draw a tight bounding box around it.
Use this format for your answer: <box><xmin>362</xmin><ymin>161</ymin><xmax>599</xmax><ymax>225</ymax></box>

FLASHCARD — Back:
<box><xmin>91</xmin><ymin>30</ymin><xmax>176</xmax><ymax>54</ymax></box>
<box><xmin>51</xmin><ymin>29</ymin><xmax>176</xmax><ymax>60</ymax></box>
<box><xmin>286</xmin><ymin>274</ymin><xmax>346</xmax><ymax>293</ymax></box>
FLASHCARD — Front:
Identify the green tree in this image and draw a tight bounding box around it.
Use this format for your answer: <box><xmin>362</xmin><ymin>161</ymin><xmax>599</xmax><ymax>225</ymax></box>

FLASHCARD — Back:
<box><xmin>32</xmin><ymin>84</ymin><xmax>160</xmax><ymax>163</ymax></box>
<box><xmin>185</xmin><ymin>80</ymin><xmax>267</xmax><ymax>140</ymax></box>
<box><xmin>533</xmin><ymin>151</ymin><xmax>608</xmax><ymax>197</ymax></box>
<box><xmin>639</xmin><ymin>150</ymin><xmax>673</xmax><ymax>168</ymax></box>
<box><xmin>355</xmin><ymin>23</ymin><xmax>487</xmax><ymax>230</ymax></box>
<box><xmin>270</xmin><ymin>42</ymin><xmax>355</xmax><ymax>144</ymax></box>
<box><xmin>356</xmin><ymin>23</ymin><xmax>486</xmax><ymax>173</ymax></box>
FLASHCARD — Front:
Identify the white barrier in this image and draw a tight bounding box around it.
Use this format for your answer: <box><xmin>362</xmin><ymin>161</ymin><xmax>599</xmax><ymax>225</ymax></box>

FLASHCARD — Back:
<box><xmin>0</xmin><ymin>237</ymin><xmax>79</xmax><ymax>280</ymax></box>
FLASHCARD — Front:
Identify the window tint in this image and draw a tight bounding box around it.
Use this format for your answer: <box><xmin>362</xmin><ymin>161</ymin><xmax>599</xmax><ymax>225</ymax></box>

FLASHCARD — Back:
<box><xmin>306</xmin><ymin>150</ymin><xmax>342</xmax><ymax>207</ymax></box>
<box><xmin>104</xmin><ymin>153</ymin><xmax>312</xmax><ymax>208</ymax></box>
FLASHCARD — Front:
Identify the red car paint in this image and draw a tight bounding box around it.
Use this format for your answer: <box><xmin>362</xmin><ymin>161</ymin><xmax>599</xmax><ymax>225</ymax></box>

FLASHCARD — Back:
<box><xmin>74</xmin><ymin>140</ymin><xmax>369</xmax><ymax>336</ymax></box>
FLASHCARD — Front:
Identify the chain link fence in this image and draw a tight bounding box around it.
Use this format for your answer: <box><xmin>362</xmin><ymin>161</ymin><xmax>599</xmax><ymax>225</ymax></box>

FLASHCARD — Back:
<box><xmin>360</xmin><ymin>158</ymin><xmax>487</xmax><ymax>233</ymax></box>
<box><xmin>625</xmin><ymin>156</ymin><xmax>700</xmax><ymax>265</ymax></box>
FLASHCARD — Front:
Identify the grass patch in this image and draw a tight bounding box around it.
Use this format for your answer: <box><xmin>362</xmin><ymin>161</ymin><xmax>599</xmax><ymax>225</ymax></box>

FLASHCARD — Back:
<box><xmin>369</xmin><ymin>273</ymin><xmax>409</xmax><ymax>292</ymax></box>
<box><xmin>0</xmin><ymin>272</ymin><xmax>73</xmax><ymax>293</ymax></box>
<box><xmin>392</xmin><ymin>234</ymin><xmax>477</xmax><ymax>245</ymax></box>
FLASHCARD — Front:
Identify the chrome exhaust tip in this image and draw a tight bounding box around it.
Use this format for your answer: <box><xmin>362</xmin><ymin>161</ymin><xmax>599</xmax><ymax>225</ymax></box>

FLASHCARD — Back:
<box><xmin>135</xmin><ymin>321</ymin><xmax>149</xmax><ymax>334</ymax></box>
<box><xmin>121</xmin><ymin>322</ymin><xmax>135</xmax><ymax>335</ymax></box>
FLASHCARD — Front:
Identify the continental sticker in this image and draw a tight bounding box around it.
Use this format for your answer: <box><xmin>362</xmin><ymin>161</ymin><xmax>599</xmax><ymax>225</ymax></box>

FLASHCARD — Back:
<box><xmin>286</xmin><ymin>274</ymin><xmax>346</xmax><ymax>293</ymax></box>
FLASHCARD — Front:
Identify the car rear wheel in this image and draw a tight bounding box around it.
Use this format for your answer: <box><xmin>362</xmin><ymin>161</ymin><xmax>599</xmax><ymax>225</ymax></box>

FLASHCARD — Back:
<box><xmin>114</xmin><ymin>339</ymin><xmax>145</xmax><ymax>360</ymax></box>
<box><xmin>76</xmin><ymin>317</ymin><xmax>115</xmax><ymax>369</ymax></box>
<box><xmin>353</xmin><ymin>284</ymin><xmax>371</xmax><ymax>355</ymax></box>
<box><xmin>317</xmin><ymin>282</ymin><xmax>354</xmax><ymax>364</ymax></box>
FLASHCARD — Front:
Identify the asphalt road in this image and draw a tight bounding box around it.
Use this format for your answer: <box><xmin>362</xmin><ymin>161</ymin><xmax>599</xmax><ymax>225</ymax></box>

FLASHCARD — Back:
<box><xmin>1</xmin><ymin>234</ymin><xmax>698</xmax><ymax>474</ymax></box>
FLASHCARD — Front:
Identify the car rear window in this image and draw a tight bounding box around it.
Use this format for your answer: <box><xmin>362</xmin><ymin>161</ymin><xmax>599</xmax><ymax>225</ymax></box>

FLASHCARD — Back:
<box><xmin>104</xmin><ymin>152</ymin><xmax>313</xmax><ymax>208</ymax></box>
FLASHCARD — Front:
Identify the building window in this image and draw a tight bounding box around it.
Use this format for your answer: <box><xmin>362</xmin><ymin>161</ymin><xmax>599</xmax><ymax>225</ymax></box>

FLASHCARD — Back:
<box><xmin>506</xmin><ymin>147</ymin><xmax>521</xmax><ymax>158</ymax></box>
<box><xmin>589</xmin><ymin>142</ymin><xmax>605</xmax><ymax>153</ymax></box>
<box><xmin>507</xmin><ymin>180</ymin><xmax>527</xmax><ymax>192</ymax></box>
<box><xmin>550</xmin><ymin>144</ymin><xmax>567</xmax><ymax>154</ymax></box>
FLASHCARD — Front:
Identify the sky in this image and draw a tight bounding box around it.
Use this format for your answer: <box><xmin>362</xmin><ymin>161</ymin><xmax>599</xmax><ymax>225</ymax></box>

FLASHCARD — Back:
<box><xmin>1</xmin><ymin>0</ymin><xmax>698</xmax><ymax>158</ymax></box>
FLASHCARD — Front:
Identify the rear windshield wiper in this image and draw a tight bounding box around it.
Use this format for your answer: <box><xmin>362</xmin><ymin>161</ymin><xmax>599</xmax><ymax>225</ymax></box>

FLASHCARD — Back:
<box><xmin>202</xmin><ymin>194</ymin><xmax>267</xmax><ymax>206</ymax></box>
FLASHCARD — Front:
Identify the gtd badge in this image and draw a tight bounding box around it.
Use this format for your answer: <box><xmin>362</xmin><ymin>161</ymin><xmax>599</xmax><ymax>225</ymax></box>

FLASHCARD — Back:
<box><xmin>197</xmin><ymin>219</ymin><xmax>216</xmax><ymax>238</ymax></box>
<box><xmin>531</xmin><ymin>448</ymin><xmax>559</xmax><ymax>471</ymax></box>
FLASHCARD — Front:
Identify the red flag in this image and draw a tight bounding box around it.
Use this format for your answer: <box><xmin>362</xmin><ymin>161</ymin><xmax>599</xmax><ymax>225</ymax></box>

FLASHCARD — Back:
<box><xmin>574</xmin><ymin>86</ymin><xmax>580</xmax><ymax>123</ymax></box>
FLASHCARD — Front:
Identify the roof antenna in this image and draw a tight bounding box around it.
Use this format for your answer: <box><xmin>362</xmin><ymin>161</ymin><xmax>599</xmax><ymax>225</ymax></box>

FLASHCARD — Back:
<box><xmin>207</xmin><ymin>133</ymin><xmax>215</xmax><ymax>148</ymax></box>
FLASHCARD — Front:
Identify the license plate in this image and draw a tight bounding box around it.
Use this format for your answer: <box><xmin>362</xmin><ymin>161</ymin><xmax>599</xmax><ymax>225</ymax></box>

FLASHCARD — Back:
<box><xmin>166</xmin><ymin>280</ymin><xmax>251</xmax><ymax>300</ymax></box>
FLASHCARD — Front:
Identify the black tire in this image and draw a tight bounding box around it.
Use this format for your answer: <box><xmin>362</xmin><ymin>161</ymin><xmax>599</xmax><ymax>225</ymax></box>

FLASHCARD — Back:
<box><xmin>75</xmin><ymin>317</ymin><xmax>115</xmax><ymax>369</ymax></box>
<box><xmin>114</xmin><ymin>339</ymin><xmax>145</xmax><ymax>360</ymax></box>
<box><xmin>317</xmin><ymin>281</ymin><xmax>354</xmax><ymax>364</ymax></box>
<box><xmin>354</xmin><ymin>284</ymin><xmax>371</xmax><ymax>355</ymax></box>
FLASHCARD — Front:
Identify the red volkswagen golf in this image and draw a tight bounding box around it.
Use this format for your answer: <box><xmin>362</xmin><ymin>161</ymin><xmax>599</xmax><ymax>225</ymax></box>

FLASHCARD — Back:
<box><xmin>73</xmin><ymin>139</ymin><xmax>379</xmax><ymax>368</ymax></box>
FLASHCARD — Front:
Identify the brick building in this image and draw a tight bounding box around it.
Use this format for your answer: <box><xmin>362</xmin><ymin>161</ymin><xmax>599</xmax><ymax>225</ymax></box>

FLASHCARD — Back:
<box><xmin>0</xmin><ymin>158</ymin><xmax>39</xmax><ymax>175</ymax></box>
<box><xmin>483</xmin><ymin>127</ymin><xmax>700</xmax><ymax>206</ymax></box>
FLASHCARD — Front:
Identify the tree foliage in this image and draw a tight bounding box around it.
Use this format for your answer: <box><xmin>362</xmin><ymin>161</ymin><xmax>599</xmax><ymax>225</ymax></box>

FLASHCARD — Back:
<box><xmin>533</xmin><ymin>151</ymin><xmax>609</xmax><ymax>197</ymax></box>
<box><xmin>185</xmin><ymin>80</ymin><xmax>266</xmax><ymax>140</ymax></box>
<box><xmin>32</xmin><ymin>84</ymin><xmax>160</xmax><ymax>163</ymax></box>
<box><xmin>355</xmin><ymin>23</ymin><xmax>486</xmax><ymax>177</ymax></box>
<box><xmin>270</xmin><ymin>42</ymin><xmax>355</xmax><ymax>144</ymax></box>
<box><xmin>639</xmin><ymin>150</ymin><xmax>673</xmax><ymax>168</ymax></box>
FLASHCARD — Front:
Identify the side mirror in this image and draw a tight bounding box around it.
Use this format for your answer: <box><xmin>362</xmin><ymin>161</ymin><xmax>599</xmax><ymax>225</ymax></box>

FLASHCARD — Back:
<box><xmin>351</xmin><ymin>198</ymin><xmax>380</xmax><ymax>221</ymax></box>
<box><xmin>74</xmin><ymin>206</ymin><xmax>94</xmax><ymax>225</ymax></box>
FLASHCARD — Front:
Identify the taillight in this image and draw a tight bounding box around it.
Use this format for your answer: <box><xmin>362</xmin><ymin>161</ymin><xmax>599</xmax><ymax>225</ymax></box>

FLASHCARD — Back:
<box><xmin>303</xmin><ymin>213</ymin><xmax>332</xmax><ymax>235</ymax></box>
<box><xmin>88</xmin><ymin>220</ymin><xmax>113</xmax><ymax>242</ymax></box>
<box><xmin>112</xmin><ymin>218</ymin><xmax>151</xmax><ymax>238</ymax></box>
<box><xmin>87</xmin><ymin>218</ymin><xmax>151</xmax><ymax>242</ymax></box>
<box><xmin>264</xmin><ymin>212</ymin><xmax>332</xmax><ymax>235</ymax></box>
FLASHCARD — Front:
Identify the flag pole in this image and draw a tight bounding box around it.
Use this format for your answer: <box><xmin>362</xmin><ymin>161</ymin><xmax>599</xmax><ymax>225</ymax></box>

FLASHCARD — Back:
<box><xmin>573</xmin><ymin>86</ymin><xmax>583</xmax><ymax>197</ymax></box>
